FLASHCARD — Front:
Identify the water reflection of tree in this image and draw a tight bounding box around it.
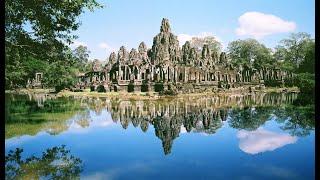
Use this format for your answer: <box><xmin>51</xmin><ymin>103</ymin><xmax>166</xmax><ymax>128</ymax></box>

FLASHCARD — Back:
<box><xmin>228</xmin><ymin>93</ymin><xmax>314</xmax><ymax>137</ymax></box>
<box><xmin>5</xmin><ymin>145</ymin><xmax>83</xmax><ymax>180</ymax></box>
<box><xmin>270</xmin><ymin>92</ymin><xmax>315</xmax><ymax>137</ymax></box>
<box><xmin>5</xmin><ymin>95</ymin><xmax>84</xmax><ymax>139</ymax></box>
<box><xmin>228</xmin><ymin>106</ymin><xmax>274</xmax><ymax>131</ymax></box>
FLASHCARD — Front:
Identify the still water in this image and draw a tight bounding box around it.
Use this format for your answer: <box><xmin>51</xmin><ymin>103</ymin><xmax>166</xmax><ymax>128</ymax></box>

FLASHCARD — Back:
<box><xmin>5</xmin><ymin>92</ymin><xmax>315</xmax><ymax>180</ymax></box>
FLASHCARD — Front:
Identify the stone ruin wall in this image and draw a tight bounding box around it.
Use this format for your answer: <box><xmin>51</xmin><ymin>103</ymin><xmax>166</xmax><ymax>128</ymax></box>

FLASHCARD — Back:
<box><xmin>76</xmin><ymin>18</ymin><xmax>292</xmax><ymax>93</ymax></box>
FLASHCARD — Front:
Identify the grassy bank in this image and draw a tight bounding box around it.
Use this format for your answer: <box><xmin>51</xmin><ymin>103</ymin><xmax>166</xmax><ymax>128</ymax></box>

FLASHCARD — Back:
<box><xmin>6</xmin><ymin>86</ymin><xmax>300</xmax><ymax>100</ymax></box>
<box><xmin>56</xmin><ymin>87</ymin><xmax>299</xmax><ymax>100</ymax></box>
<box><xmin>5</xmin><ymin>88</ymin><xmax>55</xmax><ymax>94</ymax></box>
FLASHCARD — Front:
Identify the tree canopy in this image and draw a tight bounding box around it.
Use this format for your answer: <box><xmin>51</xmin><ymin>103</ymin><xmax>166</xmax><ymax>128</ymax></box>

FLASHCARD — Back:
<box><xmin>190</xmin><ymin>36</ymin><xmax>222</xmax><ymax>53</ymax></box>
<box><xmin>274</xmin><ymin>32</ymin><xmax>314</xmax><ymax>71</ymax></box>
<box><xmin>227</xmin><ymin>39</ymin><xmax>274</xmax><ymax>70</ymax></box>
<box><xmin>5</xmin><ymin>0</ymin><xmax>102</xmax><ymax>89</ymax></box>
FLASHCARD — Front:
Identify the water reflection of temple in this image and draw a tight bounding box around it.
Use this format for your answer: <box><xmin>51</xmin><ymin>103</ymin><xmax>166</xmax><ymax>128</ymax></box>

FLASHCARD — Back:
<box><xmin>12</xmin><ymin>92</ymin><xmax>298</xmax><ymax>155</ymax></box>
<box><xmin>82</xmin><ymin>93</ymin><xmax>297</xmax><ymax>155</ymax></box>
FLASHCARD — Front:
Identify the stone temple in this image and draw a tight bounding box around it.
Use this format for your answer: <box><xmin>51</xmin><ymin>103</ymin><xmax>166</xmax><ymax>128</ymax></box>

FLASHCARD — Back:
<box><xmin>76</xmin><ymin>18</ymin><xmax>292</xmax><ymax>93</ymax></box>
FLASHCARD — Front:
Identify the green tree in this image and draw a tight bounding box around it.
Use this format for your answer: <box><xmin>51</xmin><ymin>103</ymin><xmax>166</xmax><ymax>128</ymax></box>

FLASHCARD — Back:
<box><xmin>274</xmin><ymin>32</ymin><xmax>314</xmax><ymax>71</ymax></box>
<box><xmin>227</xmin><ymin>39</ymin><xmax>274</xmax><ymax>70</ymax></box>
<box><xmin>297</xmin><ymin>41</ymin><xmax>315</xmax><ymax>74</ymax></box>
<box><xmin>40</xmin><ymin>49</ymin><xmax>80</xmax><ymax>92</ymax></box>
<box><xmin>73</xmin><ymin>45</ymin><xmax>91</xmax><ymax>71</ymax></box>
<box><xmin>190</xmin><ymin>36</ymin><xmax>222</xmax><ymax>53</ymax></box>
<box><xmin>5</xmin><ymin>0</ymin><xmax>102</xmax><ymax>89</ymax></box>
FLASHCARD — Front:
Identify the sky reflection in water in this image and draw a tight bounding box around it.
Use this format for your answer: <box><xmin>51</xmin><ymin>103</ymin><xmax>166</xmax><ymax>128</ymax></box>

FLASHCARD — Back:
<box><xmin>5</xmin><ymin>93</ymin><xmax>314</xmax><ymax>180</ymax></box>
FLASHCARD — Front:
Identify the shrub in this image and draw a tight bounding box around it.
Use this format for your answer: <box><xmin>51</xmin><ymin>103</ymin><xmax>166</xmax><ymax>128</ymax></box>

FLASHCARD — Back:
<box><xmin>141</xmin><ymin>80</ymin><xmax>149</xmax><ymax>92</ymax></box>
<box><xmin>96</xmin><ymin>85</ymin><xmax>106</xmax><ymax>93</ymax></box>
<box><xmin>159</xmin><ymin>89</ymin><xmax>177</xmax><ymax>96</ymax></box>
<box><xmin>55</xmin><ymin>85</ymin><xmax>65</xmax><ymax>93</ymax></box>
<box><xmin>154</xmin><ymin>82</ymin><xmax>164</xmax><ymax>92</ymax></box>
<box><xmin>127</xmin><ymin>82</ymin><xmax>134</xmax><ymax>92</ymax></box>
<box><xmin>284</xmin><ymin>77</ymin><xmax>295</xmax><ymax>87</ymax></box>
<box><xmin>225</xmin><ymin>83</ymin><xmax>231</xmax><ymax>89</ymax></box>
<box><xmin>264</xmin><ymin>79</ymin><xmax>282</xmax><ymax>87</ymax></box>
<box><xmin>90</xmin><ymin>86</ymin><xmax>95</xmax><ymax>92</ymax></box>
<box><xmin>295</xmin><ymin>73</ymin><xmax>315</xmax><ymax>94</ymax></box>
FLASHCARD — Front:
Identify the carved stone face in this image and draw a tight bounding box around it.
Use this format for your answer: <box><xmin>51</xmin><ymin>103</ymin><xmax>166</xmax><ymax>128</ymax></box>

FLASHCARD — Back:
<box><xmin>118</xmin><ymin>46</ymin><xmax>128</xmax><ymax>61</ymax></box>
<box><xmin>109</xmin><ymin>52</ymin><xmax>116</xmax><ymax>63</ymax></box>
<box><xmin>129</xmin><ymin>48</ymin><xmax>138</xmax><ymax>59</ymax></box>
<box><xmin>92</xmin><ymin>59</ymin><xmax>101</xmax><ymax>72</ymax></box>
<box><xmin>138</xmin><ymin>42</ymin><xmax>147</xmax><ymax>54</ymax></box>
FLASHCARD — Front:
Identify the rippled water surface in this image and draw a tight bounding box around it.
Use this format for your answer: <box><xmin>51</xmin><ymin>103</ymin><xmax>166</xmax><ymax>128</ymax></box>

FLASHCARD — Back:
<box><xmin>5</xmin><ymin>92</ymin><xmax>315</xmax><ymax>180</ymax></box>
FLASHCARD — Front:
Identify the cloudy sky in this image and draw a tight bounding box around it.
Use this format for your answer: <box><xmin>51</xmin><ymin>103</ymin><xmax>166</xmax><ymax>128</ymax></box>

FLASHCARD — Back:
<box><xmin>70</xmin><ymin>0</ymin><xmax>315</xmax><ymax>60</ymax></box>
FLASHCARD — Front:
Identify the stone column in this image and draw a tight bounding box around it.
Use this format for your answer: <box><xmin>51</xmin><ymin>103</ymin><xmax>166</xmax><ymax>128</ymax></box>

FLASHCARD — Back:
<box><xmin>184</xmin><ymin>68</ymin><xmax>188</xmax><ymax>83</ymax></box>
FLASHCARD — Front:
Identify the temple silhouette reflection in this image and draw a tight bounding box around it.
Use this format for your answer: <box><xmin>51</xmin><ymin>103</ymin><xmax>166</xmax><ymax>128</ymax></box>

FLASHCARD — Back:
<box><xmin>7</xmin><ymin>92</ymin><xmax>313</xmax><ymax>155</ymax></box>
<box><xmin>80</xmin><ymin>93</ymin><xmax>299</xmax><ymax>155</ymax></box>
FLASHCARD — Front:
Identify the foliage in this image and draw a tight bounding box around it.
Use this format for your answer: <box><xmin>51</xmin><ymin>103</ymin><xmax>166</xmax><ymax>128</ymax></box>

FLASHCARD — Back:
<box><xmin>42</xmin><ymin>57</ymin><xmax>79</xmax><ymax>92</ymax></box>
<box><xmin>228</xmin><ymin>106</ymin><xmax>274</xmax><ymax>131</ymax></box>
<box><xmin>5</xmin><ymin>94</ymin><xmax>84</xmax><ymax>138</ymax></box>
<box><xmin>73</xmin><ymin>45</ymin><xmax>91</xmax><ymax>72</ymax></box>
<box><xmin>274</xmin><ymin>32</ymin><xmax>314</xmax><ymax>70</ymax></box>
<box><xmin>5</xmin><ymin>0</ymin><xmax>102</xmax><ymax>89</ymax></box>
<box><xmin>227</xmin><ymin>39</ymin><xmax>274</xmax><ymax>70</ymax></box>
<box><xmin>96</xmin><ymin>85</ymin><xmax>106</xmax><ymax>93</ymax></box>
<box><xmin>274</xmin><ymin>104</ymin><xmax>314</xmax><ymax>137</ymax></box>
<box><xmin>190</xmin><ymin>36</ymin><xmax>222</xmax><ymax>53</ymax></box>
<box><xmin>297</xmin><ymin>41</ymin><xmax>315</xmax><ymax>74</ymax></box>
<box><xmin>154</xmin><ymin>82</ymin><xmax>164</xmax><ymax>92</ymax></box>
<box><xmin>141</xmin><ymin>80</ymin><xmax>149</xmax><ymax>92</ymax></box>
<box><xmin>294</xmin><ymin>73</ymin><xmax>315</xmax><ymax>94</ymax></box>
<box><xmin>128</xmin><ymin>82</ymin><xmax>135</xmax><ymax>92</ymax></box>
<box><xmin>284</xmin><ymin>73</ymin><xmax>314</xmax><ymax>93</ymax></box>
<box><xmin>264</xmin><ymin>79</ymin><xmax>282</xmax><ymax>87</ymax></box>
<box><xmin>5</xmin><ymin>145</ymin><xmax>83</xmax><ymax>180</ymax></box>
<box><xmin>159</xmin><ymin>89</ymin><xmax>177</xmax><ymax>96</ymax></box>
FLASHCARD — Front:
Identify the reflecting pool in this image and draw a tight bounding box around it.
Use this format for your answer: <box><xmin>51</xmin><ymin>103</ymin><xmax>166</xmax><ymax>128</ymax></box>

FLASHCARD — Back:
<box><xmin>5</xmin><ymin>92</ymin><xmax>315</xmax><ymax>179</ymax></box>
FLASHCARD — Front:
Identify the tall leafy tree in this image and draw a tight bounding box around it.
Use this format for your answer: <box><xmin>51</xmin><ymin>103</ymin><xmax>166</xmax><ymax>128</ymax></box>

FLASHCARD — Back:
<box><xmin>5</xmin><ymin>0</ymin><xmax>102</xmax><ymax>89</ymax></box>
<box><xmin>73</xmin><ymin>45</ymin><xmax>91</xmax><ymax>71</ymax></box>
<box><xmin>227</xmin><ymin>39</ymin><xmax>274</xmax><ymax>70</ymax></box>
<box><xmin>297</xmin><ymin>41</ymin><xmax>315</xmax><ymax>74</ymax></box>
<box><xmin>190</xmin><ymin>36</ymin><xmax>222</xmax><ymax>53</ymax></box>
<box><xmin>274</xmin><ymin>32</ymin><xmax>314</xmax><ymax>70</ymax></box>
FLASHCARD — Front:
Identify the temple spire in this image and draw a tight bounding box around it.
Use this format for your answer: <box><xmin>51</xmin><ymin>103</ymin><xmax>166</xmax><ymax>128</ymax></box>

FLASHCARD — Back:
<box><xmin>160</xmin><ymin>18</ymin><xmax>171</xmax><ymax>33</ymax></box>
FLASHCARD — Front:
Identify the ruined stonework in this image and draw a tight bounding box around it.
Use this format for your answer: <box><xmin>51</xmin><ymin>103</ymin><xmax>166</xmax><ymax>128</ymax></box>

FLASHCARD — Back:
<box><xmin>76</xmin><ymin>18</ymin><xmax>292</xmax><ymax>93</ymax></box>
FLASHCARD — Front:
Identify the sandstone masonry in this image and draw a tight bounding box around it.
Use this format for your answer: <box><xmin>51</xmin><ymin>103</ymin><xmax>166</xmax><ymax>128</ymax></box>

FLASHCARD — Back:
<box><xmin>76</xmin><ymin>18</ymin><xmax>292</xmax><ymax>93</ymax></box>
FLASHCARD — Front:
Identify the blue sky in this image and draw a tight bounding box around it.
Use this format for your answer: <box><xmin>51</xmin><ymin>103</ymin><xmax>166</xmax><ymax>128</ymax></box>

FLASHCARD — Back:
<box><xmin>70</xmin><ymin>0</ymin><xmax>315</xmax><ymax>60</ymax></box>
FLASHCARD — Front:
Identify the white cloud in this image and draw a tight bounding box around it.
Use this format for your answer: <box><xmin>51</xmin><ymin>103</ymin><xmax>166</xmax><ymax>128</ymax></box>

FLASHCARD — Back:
<box><xmin>177</xmin><ymin>32</ymin><xmax>223</xmax><ymax>46</ymax></box>
<box><xmin>70</xmin><ymin>40</ymin><xmax>88</xmax><ymax>48</ymax></box>
<box><xmin>235</xmin><ymin>11</ymin><xmax>296</xmax><ymax>39</ymax></box>
<box><xmin>180</xmin><ymin>125</ymin><xmax>187</xmax><ymax>134</ymax></box>
<box><xmin>237</xmin><ymin>127</ymin><xmax>297</xmax><ymax>154</ymax></box>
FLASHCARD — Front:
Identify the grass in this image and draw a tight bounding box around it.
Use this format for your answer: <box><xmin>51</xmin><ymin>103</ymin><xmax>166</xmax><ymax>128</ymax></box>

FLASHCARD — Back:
<box><xmin>54</xmin><ymin>86</ymin><xmax>299</xmax><ymax>99</ymax></box>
